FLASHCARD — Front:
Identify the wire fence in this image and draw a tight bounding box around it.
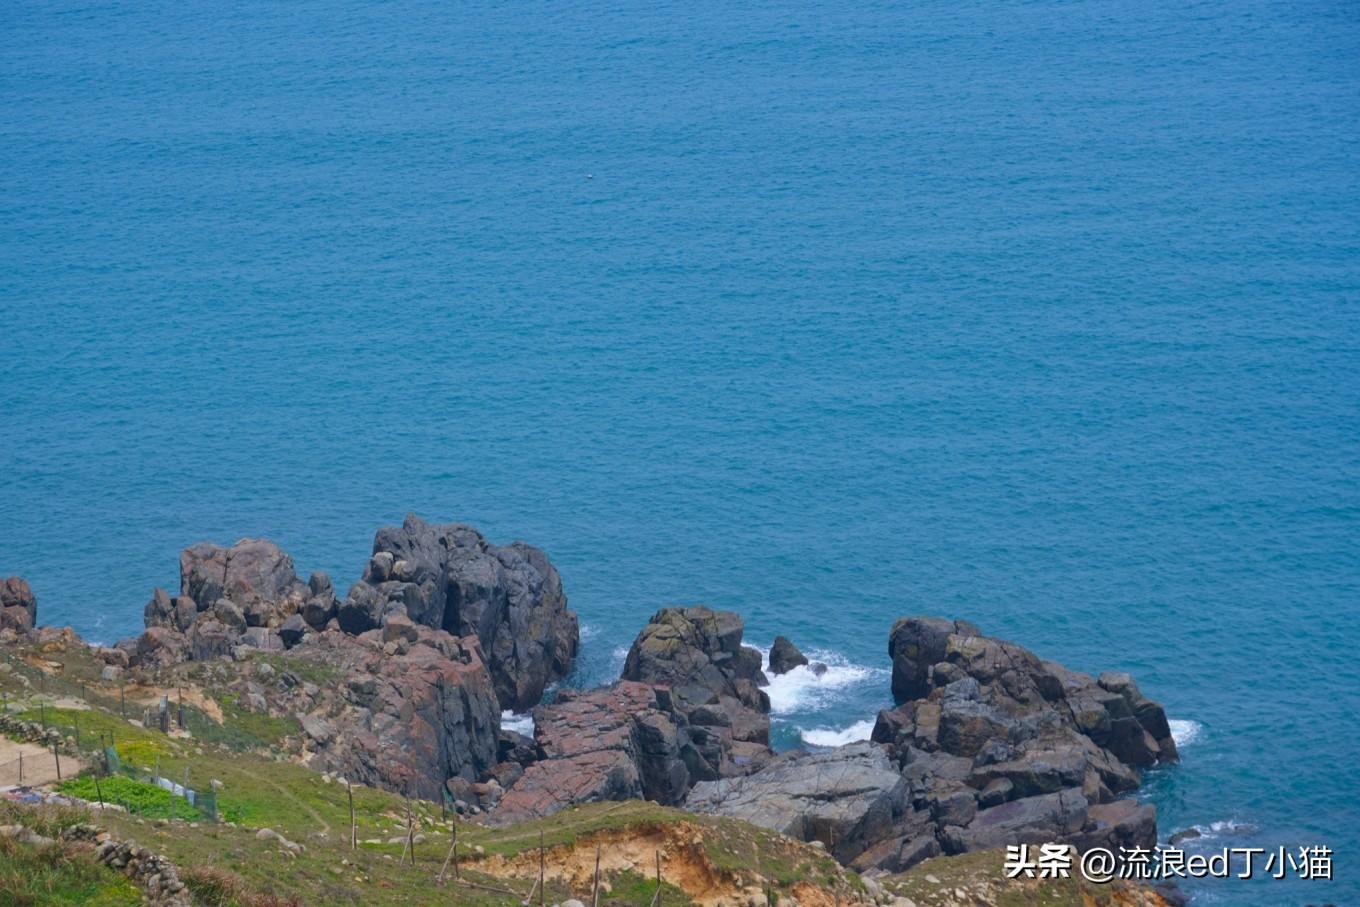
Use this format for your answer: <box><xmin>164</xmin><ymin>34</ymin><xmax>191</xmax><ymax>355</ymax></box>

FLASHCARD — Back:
<box><xmin>0</xmin><ymin>648</ymin><xmax>217</xmax><ymax>821</ymax></box>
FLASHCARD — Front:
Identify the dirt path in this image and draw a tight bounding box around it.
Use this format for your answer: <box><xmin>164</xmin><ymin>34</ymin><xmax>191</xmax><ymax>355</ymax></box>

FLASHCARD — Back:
<box><xmin>0</xmin><ymin>737</ymin><xmax>83</xmax><ymax>787</ymax></box>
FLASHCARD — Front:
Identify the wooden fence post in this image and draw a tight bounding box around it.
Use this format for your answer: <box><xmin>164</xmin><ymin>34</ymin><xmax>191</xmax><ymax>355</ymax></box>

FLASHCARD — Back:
<box><xmin>347</xmin><ymin>781</ymin><xmax>356</xmax><ymax>851</ymax></box>
<box><xmin>592</xmin><ymin>843</ymin><xmax>601</xmax><ymax>907</ymax></box>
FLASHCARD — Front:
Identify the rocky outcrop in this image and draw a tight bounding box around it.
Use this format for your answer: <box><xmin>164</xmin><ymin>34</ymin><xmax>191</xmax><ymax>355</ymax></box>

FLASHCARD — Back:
<box><xmin>690</xmin><ymin>616</ymin><xmax>1176</xmax><ymax>875</ymax></box>
<box><xmin>142</xmin><ymin>538</ymin><xmax>336</xmax><ymax>644</ymax></box>
<box><xmin>340</xmin><ymin>514</ymin><xmax>578</xmax><ymax>711</ymax></box>
<box><xmin>686</xmin><ymin>741</ymin><xmax>909</xmax><ymax>864</ymax></box>
<box><xmin>270</xmin><ymin>623</ymin><xmax>502</xmax><ymax>800</ymax></box>
<box><xmin>768</xmin><ymin>635</ymin><xmax>809</xmax><ymax>675</ymax></box>
<box><xmin>0</xmin><ymin>576</ymin><xmax>37</xmax><ymax>632</ymax></box>
<box><xmin>491</xmin><ymin>607</ymin><xmax>788</xmax><ymax>825</ymax></box>
<box><xmin>130</xmin><ymin>517</ymin><xmax>575</xmax><ymax>712</ymax></box>
<box><xmin>489</xmin><ymin>681</ymin><xmax>694</xmax><ymax>824</ymax></box>
<box><xmin>621</xmin><ymin>606</ymin><xmax>772</xmax><ymax>779</ymax></box>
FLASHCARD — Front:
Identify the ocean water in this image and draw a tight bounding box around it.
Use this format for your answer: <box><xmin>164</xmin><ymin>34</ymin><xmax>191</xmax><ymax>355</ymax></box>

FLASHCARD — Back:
<box><xmin>2</xmin><ymin>1</ymin><xmax>1358</xmax><ymax>903</ymax></box>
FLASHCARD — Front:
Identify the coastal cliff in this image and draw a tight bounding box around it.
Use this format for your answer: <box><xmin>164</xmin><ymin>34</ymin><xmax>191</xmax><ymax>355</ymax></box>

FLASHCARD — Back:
<box><xmin>0</xmin><ymin>521</ymin><xmax>1185</xmax><ymax>905</ymax></box>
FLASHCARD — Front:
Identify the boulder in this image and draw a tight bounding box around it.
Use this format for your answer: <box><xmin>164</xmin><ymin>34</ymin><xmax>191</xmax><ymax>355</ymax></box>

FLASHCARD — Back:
<box><xmin>490</xmin><ymin>681</ymin><xmax>692</xmax><ymax>825</ymax></box>
<box><xmin>620</xmin><ymin>606</ymin><xmax>772</xmax><ymax>780</ymax></box>
<box><xmin>133</xmin><ymin>627</ymin><xmax>189</xmax><ymax>669</ymax></box>
<box><xmin>940</xmin><ymin>788</ymin><xmax>1089</xmax><ymax>853</ymax></box>
<box><xmin>819</xmin><ymin>616</ymin><xmax>1179</xmax><ymax>871</ymax></box>
<box><xmin>341</xmin><ymin>514</ymin><xmax>578</xmax><ymax>711</ymax></box>
<box><xmin>685</xmin><ymin>742</ymin><xmax>909</xmax><ymax>864</ymax></box>
<box><xmin>768</xmin><ymin>635</ymin><xmax>809</xmax><ymax>675</ymax></box>
<box><xmin>278</xmin><ymin>613</ymin><xmax>308</xmax><ymax>648</ymax></box>
<box><xmin>0</xmin><ymin>577</ymin><xmax>37</xmax><ymax>632</ymax></box>
<box><xmin>180</xmin><ymin>539</ymin><xmax>308</xmax><ymax>613</ymax></box>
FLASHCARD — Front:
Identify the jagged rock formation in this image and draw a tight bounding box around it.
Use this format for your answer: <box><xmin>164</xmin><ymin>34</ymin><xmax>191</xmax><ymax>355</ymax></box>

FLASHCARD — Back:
<box><xmin>286</xmin><ymin>622</ymin><xmax>502</xmax><ymax>800</ymax></box>
<box><xmin>130</xmin><ymin>516</ymin><xmax>577</xmax><ymax>716</ymax></box>
<box><xmin>119</xmin><ymin>516</ymin><xmax>575</xmax><ymax>800</ymax></box>
<box><xmin>686</xmin><ymin>616</ymin><xmax>1176</xmax><ymax>874</ymax></box>
<box><xmin>339</xmin><ymin>514</ymin><xmax>578</xmax><ymax>711</ymax></box>
<box><xmin>489</xmin><ymin>681</ymin><xmax>690</xmax><ymax>824</ymax></box>
<box><xmin>768</xmin><ymin>635</ymin><xmax>809</xmax><ymax>675</ymax></box>
<box><xmin>142</xmin><ymin>539</ymin><xmax>336</xmax><ymax>647</ymax></box>
<box><xmin>621</xmin><ymin>606</ymin><xmax>772</xmax><ymax>777</ymax></box>
<box><xmin>488</xmin><ymin>606</ymin><xmax>779</xmax><ymax>824</ymax></box>
<box><xmin>0</xmin><ymin>576</ymin><xmax>37</xmax><ymax>632</ymax></box>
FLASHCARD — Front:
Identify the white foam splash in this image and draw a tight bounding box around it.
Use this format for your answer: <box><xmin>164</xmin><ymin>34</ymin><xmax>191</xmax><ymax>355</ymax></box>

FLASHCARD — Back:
<box><xmin>1189</xmin><ymin>818</ymin><xmax>1257</xmax><ymax>840</ymax></box>
<box><xmin>501</xmin><ymin>711</ymin><xmax>534</xmax><ymax>736</ymax></box>
<box><xmin>755</xmin><ymin>645</ymin><xmax>886</xmax><ymax>715</ymax></box>
<box><xmin>1169</xmin><ymin>719</ymin><xmax>1202</xmax><ymax>747</ymax></box>
<box><xmin>798</xmin><ymin>719</ymin><xmax>877</xmax><ymax>748</ymax></box>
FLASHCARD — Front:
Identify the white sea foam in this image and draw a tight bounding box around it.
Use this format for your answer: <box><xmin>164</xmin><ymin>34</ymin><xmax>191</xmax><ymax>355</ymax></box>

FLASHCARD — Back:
<box><xmin>755</xmin><ymin>645</ymin><xmax>887</xmax><ymax>715</ymax></box>
<box><xmin>1169</xmin><ymin>719</ymin><xmax>1203</xmax><ymax>748</ymax></box>
<box><xmin>580</xmin><ymin>623</ymin><xmax>601</xmax><ymax>641</ymax></box>
<box><xmin>798</xmin><ymin>719</ymin><xmax>877</xmax><ymax>748</ymax></box>
<box><xmin>501</xmin><ymin>710</ymin><xmax>534</xmax><ymax>736</ymax></box>
<box><xmin>1188</xmin><ymin>818</ymin><xmax>1257</xmax><ymax>840</ymax></box>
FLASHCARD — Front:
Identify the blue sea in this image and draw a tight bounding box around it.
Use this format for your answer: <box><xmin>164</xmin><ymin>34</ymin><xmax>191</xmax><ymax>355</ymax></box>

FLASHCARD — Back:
<box><xmin>2</xmin><ymin>1</ymin><xmax>1357</xmax><ymax>903</ymax></box>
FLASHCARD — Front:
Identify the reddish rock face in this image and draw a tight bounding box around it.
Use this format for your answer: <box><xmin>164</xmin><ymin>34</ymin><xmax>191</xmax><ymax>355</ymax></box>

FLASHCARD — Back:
<box><xmin>282</xmin><ymin>625</ymin><xmax>502</xmax><ymax>800</ymax></box>
<box><xmin>0</xmin><ymin>576</ymin><xmax>37</xmax><ymax>631</ymax></box>
<box><xmin>489</xmin><ymin>681</ymin><xmax>694</xmax><ymax>825</ymax></box>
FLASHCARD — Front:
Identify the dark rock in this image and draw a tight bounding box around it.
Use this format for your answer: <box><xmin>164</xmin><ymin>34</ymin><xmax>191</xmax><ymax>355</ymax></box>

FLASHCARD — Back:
<box><xmin>342</xmin><ymin>514</ymin><xmax>578</xmax><ymax>711</ymax></box>
<box><xmin>0</xmin><ymin>576</ymin><xmax>37</xmax><ymax>632</ymax></box>
<box><xmin>143</xmin><ymin>588</ymin><xmax>175</xmax><ymax>629</ymax></box>
<box><xmin>1169</xmin><ymin>827</ymin><xmax>1202</xmax><ymax>845</ymax></box>
<box><xmin>278</xmin><ymin>614</ymin><xmax>308</xmax><ymax>648</ymax></box>
<box><xmin>240</xmin><ymin>627</ymin><xmax>282</xmax><ymax>650</ymax></box>
<box><xmin>805</xmin><ymin>617</ymin><xmax>1179</xmax><ymax>872</ymax></box>
<box><xmin>685</xmin><ymin>742</ymin><xmax>909</xmax><ymax>864</ymax></box>
<box><xmin>1068</xmin><ymin>798</ymin><xmax>1158</xmax><ymax>852</ymax></box>
<box><xmin>497</xmin><ymin>729</ymin><xmax>539</xmax><ymax>766</ymax></box>
<box><xmin>188</xmin><ymin>619</ymin><xmax>235</xmax><ymax>661</ymax></box>
<box><xmin>888</xmin><ymin>617</ymin><xmax>980</xmax><ymax>702</ymax></box>
<box><xmin>941</xmin><ymin>788</ymin><xmax>1090</xmax><ymax>853</ymax></box>
<box><xmin>621</xmin><ymin>606</ymin><xmax>773</xmax><ymax>781</ymax></box>
<box><xmin>768</xmin><ymin>635</ymin><xmax>809</xmax><ymax>675</ymax></box>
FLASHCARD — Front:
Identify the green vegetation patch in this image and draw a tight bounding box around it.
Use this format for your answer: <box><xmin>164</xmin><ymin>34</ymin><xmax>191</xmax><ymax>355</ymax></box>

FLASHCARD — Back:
<box><xmin>56</xmin><ymin>774</ymin><xmax>205</xmax><ymax>821</ymax></box>
<box><xmin>210</xmin><ymin>692</ymin><xmax>298</xmax><ymax>750</ymax></box>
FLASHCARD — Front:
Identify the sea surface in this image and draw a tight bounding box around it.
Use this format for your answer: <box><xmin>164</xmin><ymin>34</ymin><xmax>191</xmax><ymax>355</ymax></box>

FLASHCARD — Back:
<box><xmin>2</xmin><ymin>1</ymin><xmax>1358</xmax><ymax>903</ymax></box>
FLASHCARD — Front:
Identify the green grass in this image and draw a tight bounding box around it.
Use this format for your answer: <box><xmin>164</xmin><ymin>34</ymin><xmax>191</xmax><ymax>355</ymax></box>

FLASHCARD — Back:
<box><xmin>211</xmin><ymin>692</ymin><xmax>299</xmax><ymax>750</ymax></box>
<box><xmin>56</xmin><ymin>774</ymin><xmax>206</xmax><ymax>821</ymax></box>
<box><xmin>0</xmin><ymin>834</ymin><xmax>142</xmax><ymax>906</ymax></box>
<box><xmin>600</xmin><ymin>868</ymin><xmax>691</xmax><ymax>907</ymax></box>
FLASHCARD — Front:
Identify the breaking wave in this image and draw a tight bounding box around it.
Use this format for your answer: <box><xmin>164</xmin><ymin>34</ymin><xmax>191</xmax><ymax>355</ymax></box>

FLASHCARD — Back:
<box><xmin>755</xmin><ymin>645</ymin><xmax>887</xmax><ymax>715</ymax></box>
<box><xmin>1169</xmin><ymin>718</ymin><xmax>1203</xmax><ymax>748</ymax></box>
<box><xmin>798</xmin><ymin>718</ymin><xmax>877</xmax><ymax>748</ymax></box>
<box><xmin>501</xmin><ymin>710</ymin><xmax>534</xmax><ymax>736</ymax></box>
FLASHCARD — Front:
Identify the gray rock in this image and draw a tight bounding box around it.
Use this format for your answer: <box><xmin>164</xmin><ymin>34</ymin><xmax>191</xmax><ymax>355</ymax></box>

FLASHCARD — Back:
<box><xmin>181</xmin><ymin>539</ymin><xmax>308</xmax><ymax>613</ymax></box>
<box><xmin>685</xmin><ymin>742</ymin><xmax>908</xmax><ymax>864</ymax></box>
<box><xmin>278</xmin><ymin>614</ymin><xmax>308</xmax><ymax>648</ymax></box>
